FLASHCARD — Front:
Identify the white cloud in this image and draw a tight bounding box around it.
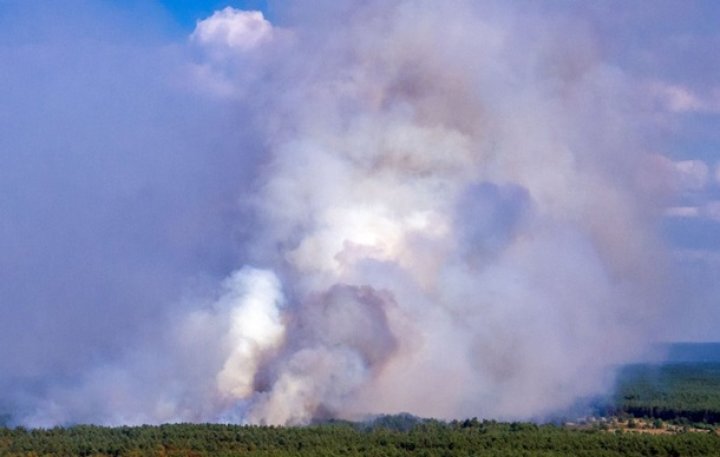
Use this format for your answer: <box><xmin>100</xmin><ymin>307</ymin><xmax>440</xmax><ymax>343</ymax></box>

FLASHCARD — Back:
<box><xmin>649</xmin><ymin>81</ymin><xmax>720</xmax><ymax>114</ymax></box>
<box><xmin>673</xmin><ymin>159</ymin><xmax>709</xmax><ymax>192</ymax></box>
<box><xmin>665</xmin><ymin>206</ymin><xmax>700</xmax><ymax>218</ymax></box>
<box><xmin>664</xmin><ymin>202</ymin><xmax>720</xmax><ymax>221</ymax></box>
<box><xmin>191</xmin><ymin>8</ymin><xmax>272</xmax><ymax>52</ymax></box>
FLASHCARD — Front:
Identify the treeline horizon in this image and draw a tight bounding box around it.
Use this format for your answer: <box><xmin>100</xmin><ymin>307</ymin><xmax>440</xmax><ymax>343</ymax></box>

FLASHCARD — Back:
<box><xmin>4</xmin><ymin>345</ymin><xmax>720</xmax><ymax>456</ymax></box>
<box><xmin>2</xmin><ymin>417</ymin><xmax>720</xmax><ymax>457</ymax></box>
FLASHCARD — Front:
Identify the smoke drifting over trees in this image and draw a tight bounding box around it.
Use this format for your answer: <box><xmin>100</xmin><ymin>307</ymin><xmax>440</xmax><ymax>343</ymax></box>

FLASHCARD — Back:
<box><xmin>0</xmin><ymin>1</ymin><xmax>673</xmax><ymax>426</ymax></box>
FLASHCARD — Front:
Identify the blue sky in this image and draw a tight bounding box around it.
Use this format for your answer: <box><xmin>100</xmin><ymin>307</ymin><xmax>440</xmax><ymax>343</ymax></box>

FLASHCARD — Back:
<box><xmin>156</xmin><ymin>0</ymin><xmax>269</xmax><ymax>29</ymax></box>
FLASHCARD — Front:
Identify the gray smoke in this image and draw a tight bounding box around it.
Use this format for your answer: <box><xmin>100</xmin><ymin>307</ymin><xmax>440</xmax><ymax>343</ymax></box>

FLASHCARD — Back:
<box><xmin>2</xmin><ymin>0</ymin><xmax>670</xmax><ymax>426</ymax></box>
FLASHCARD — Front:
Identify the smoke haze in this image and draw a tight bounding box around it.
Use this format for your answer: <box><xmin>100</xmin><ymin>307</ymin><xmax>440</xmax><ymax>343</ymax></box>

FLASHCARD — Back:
<box><xmin>0</xmin><ymin>0</ymin><xmax>685</xmax><ymax>426</ymax></box>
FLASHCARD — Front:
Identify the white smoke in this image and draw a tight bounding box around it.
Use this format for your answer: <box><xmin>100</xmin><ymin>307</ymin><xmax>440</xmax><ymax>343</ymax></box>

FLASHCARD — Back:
<box><xmin>214</xmin><ymin>269</ymin><xmax>286</xmax><ymax>400</ymax></box>
<box><xmin>11</xmin><ymin>1</ymin><xmax>668</xmax><ymax>426</ymax></box>
<box><xmin>190</xmin><ymin>8</ymin><xmax>272</xmax><ymax>52</ymax></box>
<box><xmin>220</xmin><ymin>1</ymin><xmax>664</xmax><ymax>423</ymax></box>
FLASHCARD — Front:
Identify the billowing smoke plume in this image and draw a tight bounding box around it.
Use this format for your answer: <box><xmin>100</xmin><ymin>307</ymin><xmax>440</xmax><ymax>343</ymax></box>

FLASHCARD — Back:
<box><xmin>2</xmin><ymin>0</ymin><xmax>670</xmax><ymax>426</ymax></box>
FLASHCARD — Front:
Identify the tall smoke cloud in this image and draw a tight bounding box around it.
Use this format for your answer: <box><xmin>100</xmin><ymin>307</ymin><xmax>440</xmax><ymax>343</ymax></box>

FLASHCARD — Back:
<box><xmin>1</xmin><ymin>0</ymin><xmax>671</xmax><ymax>426</ymax></box>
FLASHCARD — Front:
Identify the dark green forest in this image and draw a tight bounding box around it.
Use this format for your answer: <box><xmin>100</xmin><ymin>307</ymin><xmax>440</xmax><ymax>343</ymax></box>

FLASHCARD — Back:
<box><xmin>1</xmin><ymin>419</ymin><xmax>719</xmax><ymax>457</ymax></box>
<box><xmin>611</xmin><ymin>344</ymin><xmax>720</xmax><ymax>424</ymax></box>
<box><xmin>613</xmin><ymin>362</ymin><xmax>720</xmax><ymax>424</ymax></box>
